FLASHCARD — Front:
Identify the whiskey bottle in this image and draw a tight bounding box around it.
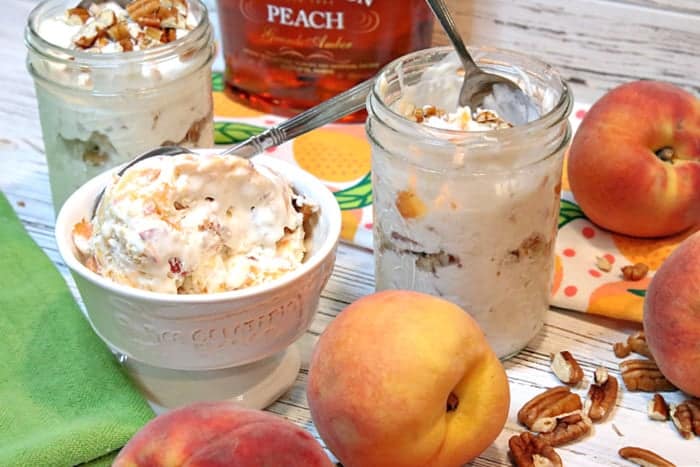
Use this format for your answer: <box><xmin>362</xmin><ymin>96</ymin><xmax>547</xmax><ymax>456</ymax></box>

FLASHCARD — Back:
<box><xmin>216</xmin><ymin>0</ymin><xmax>434</xmax><ymax>122</ymax></box>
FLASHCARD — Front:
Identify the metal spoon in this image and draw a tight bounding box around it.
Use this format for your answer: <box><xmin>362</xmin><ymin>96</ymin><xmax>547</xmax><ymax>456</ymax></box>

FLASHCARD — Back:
<box><xmin>424</xmin><ymin>0</ymin><xmax>539</xmax><ymax>125</ymax></box>
<box><xmin>91</xmin><ymin>78</ymin><xmax>373</xmax><ymax>216</ymax></box>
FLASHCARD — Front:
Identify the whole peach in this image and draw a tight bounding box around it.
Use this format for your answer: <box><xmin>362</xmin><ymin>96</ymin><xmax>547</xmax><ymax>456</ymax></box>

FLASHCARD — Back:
<box><xmin>568</xmin><ymin>80</ymin><xmax>700</xmax><ymax>237</ymax></box>
<box><xmin>644</xmin><ymin>231</ymin><xmax>700</xmax><ymax>397</ymax></box>
<box><xmin>307</xmin><ymin>290</ymin><xmax>510</xmax><ymax>467</ymax></box>
<box><xmin>113</xmin><ymin>402</ymin><xmax>333</xmax><ymax>467</ymax></box>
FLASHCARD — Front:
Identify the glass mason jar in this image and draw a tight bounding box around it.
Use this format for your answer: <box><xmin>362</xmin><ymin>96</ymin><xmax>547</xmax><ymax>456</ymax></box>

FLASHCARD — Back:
<box><xmin>216</xmin><ymin>0</ymin><xmax>434</xmax><ymax>122</ymax></box>
<box><xmin>25</xmin><ymin>0</ymin><xmax>216</xmax><ymax>210</ymax></box>
<box><xmin>366</xmin><ymin>46</ymin><xmax>573</xmax><ymax>359</ymax></box>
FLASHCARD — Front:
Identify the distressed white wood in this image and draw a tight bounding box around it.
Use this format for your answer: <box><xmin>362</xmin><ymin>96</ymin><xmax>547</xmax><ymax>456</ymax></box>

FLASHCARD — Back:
<box><xmin>2</xmin><ymin>1</ymin><xmax>700</xmax><ymax>466</ymax></box>
<box><xmin>432</xmin><ymin>0</ymin><xmax>700</xmax><ymax>103</ymax></box>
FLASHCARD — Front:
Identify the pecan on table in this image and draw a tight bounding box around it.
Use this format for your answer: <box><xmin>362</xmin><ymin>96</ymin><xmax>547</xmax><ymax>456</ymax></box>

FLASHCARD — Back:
<box><xmin>619</xmin><ymin>359</ymin><xmax>676</xmax><ymax>392</ymax></box>
<box><xmin>517</xmin><ymin>386</ymin><xmax>583</xmax><ymax>432</ymax></box>
<box><xmin>508</xmin><ymin>431</ymin><xmax>562</xmax><ymax>467</ymax></box>
<box><xmin>586</xmin><ymin>367</ymin><xmax>619</xmax><ymax>422</ymax></box>
<box><xmin>670</xmin><ymin>399</ymin><xmax>700</xmax><ymax>440</ymax></box>
<box><xmin>537</xmin><ymin>411</ymin><xmax>593</xmax><ymax>447</ymax></box>
<box><xmin>618</xmin><ymin>446</ymin><xmax>676</xmax><ymax>467</ymax></box>
<box><xmin>648</xmin><ymin>393</ymin><xmax>670</xmax><ymax>421</ymax></box>
<box><xmin>551</xmin><ymin>351</ymin><xmax>584</xmax><ymax>385</ymax></box>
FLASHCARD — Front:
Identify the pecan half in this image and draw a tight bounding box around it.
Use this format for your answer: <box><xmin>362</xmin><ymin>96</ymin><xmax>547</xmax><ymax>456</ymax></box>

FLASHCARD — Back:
<box><xmin>627</xmin><ymin>331</ymin><xmax>652</xmax><ymax>358</ymax></box>
<box><xmin>648</xmin><ymin>393</ymin><xmax>670</xmax><ymax>421</ymax></box>
<box><xmin>670</xmin><ymin>399</ymin><xmax>700</xmax><ymax>440</ymax></box>
<box><xmin>619</xmin><ymin>447</ymin><xmax>676</xmax><ymax>467</ymax></box>
<box><xmin>586</xmin><ymin>368</ymin><xmax>619</xmax><ymax>422</ymax></box>
<box><xmin>537</xmin><ymin>411</ymin><xmax>593</xmax><ymax>447</ymax></box>
<box><xmin>621</xmin><ymin>262</ymin><xmax>649</xmax><ymax>281</ymax></box>
<box><xmin>619</xmin><ymin>359</ymin><xmax>676</xmax><ymax>392</ymax></box>
<box><xmin>509</xmin><ymin>432</ymin><xmax>562</xmax><ymax>467</ymax></box>
<box><xmin>517</xmin><ymin>386</ymin><xmax>583</xmax><ymax>431</ymax></box>
<box><xmin>551</xmin><ymin>351</ymin><xmax>584</xmax><ymax>385</ymax></box>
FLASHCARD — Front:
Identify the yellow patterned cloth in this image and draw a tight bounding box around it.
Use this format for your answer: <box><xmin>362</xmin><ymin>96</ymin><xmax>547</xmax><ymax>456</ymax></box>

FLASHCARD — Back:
<box><xmin>212</xmin><ymin>74</ymin><xmax>689</xmax><ymax>322</ymax></box>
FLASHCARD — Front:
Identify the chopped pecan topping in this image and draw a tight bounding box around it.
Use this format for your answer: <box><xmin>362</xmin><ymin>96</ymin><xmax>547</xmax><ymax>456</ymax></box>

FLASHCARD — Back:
<box><xmin>518</xmin><ymin>386</ymin><xmax>582</xmax><ymax>432</ymax></box>
<box><xmin>127</xmin><ymin>0</ymin><xmax>161</xmax><ymax>18</ymax></box>
<box><xmin>621</xmin><ymin>262</ymin><xmax>649</xmax><ymax>281</ymax></box>
<box><xmin>537</xmin><ymin>411</ymin><xmax>593</xmax><ymax>447</ymax></box>
<box><xmin>550</xmin><ymin>351</ymin><xmax>584</xmax><ymax>385</ymax></box>
<box><xmin>508</xmin><ymin>432</ymin><xmax>562</xmax><ymax>467</ymax></box>
<box><xmin>586</xmin><ymin>368</ymin><xmax>619</xmax><ymax>422</ymax></box>
<box><xmin>67</xmin><ymin>7</ymin><xmax>91</xmax><ymax>23</ymax></box>
<box><xmin>619</xmin><ymin>359</ymin><xmax>676</xmax><ymax>392</ymax></box>
<box><xmin>648</xmin><ymin>393</ymin><xmax>670</xmax><ymax>421</ymax></box>
<box><xmin>106</xmin><ymin>22</ymin><xmax>131</xmax><ymax>41</ymax></box>
<box><xmin>619</xmin><ymin>447</ymin><xmax>676</xmax><ymax>467</ymax></box>
<box><xmin>71</xmin><ymin>0</ymin><xmax>190</xmax><ymax>51</ymax></box>
<box><xmin>670</xmin><ymin>399</ymin><xmax>700</xmax><ymax>439</ymax></box>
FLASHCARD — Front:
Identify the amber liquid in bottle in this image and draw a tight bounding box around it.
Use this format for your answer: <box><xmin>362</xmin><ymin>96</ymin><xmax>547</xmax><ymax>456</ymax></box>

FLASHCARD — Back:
<box><xmin>216</xmin><ymin>0</ymin><xmax>434</xmax><ymax>122</ymax></box>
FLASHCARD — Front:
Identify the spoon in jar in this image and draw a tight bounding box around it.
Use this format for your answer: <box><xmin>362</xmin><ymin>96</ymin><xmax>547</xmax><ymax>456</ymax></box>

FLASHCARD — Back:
<box><xmin>90</xmin><ymin>78</ymin><xmax>374</xmax><ymax>216</ymax></box>
<box><xmin>424</xmin><ymin>0</ymin><xmax>539</xmax><ymax>125</ymax></box>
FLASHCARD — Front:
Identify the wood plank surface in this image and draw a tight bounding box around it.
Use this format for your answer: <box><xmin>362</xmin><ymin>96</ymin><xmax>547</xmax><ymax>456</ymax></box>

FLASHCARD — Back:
<box><xmin>2</xmin><ymin>1</ymin><xmax>700</xmax><ymax>466</ymax></box>
<box><xmin>432</xmin><ymin>0</ymin><xmax>700</xmax><ymax>102</ymax></box>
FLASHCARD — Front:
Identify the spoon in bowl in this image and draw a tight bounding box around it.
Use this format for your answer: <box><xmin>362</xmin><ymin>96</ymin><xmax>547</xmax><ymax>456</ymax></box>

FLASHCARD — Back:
<box><xmin>91</xmin><ymin>78</ymin><xmax>374</xmax><ymax>216</ymax></box>
<box><xmin>424</xmin><ymin>0</ymin><xmax>539</xmax><ymax>125</ymax></box>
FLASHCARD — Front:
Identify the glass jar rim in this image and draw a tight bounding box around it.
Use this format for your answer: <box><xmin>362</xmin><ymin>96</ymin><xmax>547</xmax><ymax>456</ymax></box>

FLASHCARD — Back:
<box><xmin>368</xmin><ymin>45</ymin><xmax>573</xmax><ymax>141</ymax></box>
<box><xmin>24</xmin><ymin>0</ymin><xmax>211</xmax><ymax>69</ymax></box>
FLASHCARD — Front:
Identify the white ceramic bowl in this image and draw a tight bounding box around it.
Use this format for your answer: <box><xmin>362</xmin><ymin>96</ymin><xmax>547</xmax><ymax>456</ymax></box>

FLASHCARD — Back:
<box><xmin>55</xmin><ymin>154</ymin><xmax>340</xmax><ymax>409</ymax></box>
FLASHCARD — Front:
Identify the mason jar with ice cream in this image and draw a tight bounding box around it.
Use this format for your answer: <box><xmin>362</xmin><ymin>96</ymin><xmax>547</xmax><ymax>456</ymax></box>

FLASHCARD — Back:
<box><xmin>366</xmin><ymin>46</ymin><xmax>573</xmax><ymax>359</ymax></box>
<box><xmin>25</xmin><ymin>0</ymin><xmax>215</xmax><ymax>210</ymax></box>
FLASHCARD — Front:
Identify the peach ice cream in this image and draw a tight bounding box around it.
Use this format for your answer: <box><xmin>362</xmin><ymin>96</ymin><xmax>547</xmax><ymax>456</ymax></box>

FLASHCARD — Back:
<box><xmin>73</xmin><ymin>152</ymin><xmax>315</xmax><ymax>294</ymax></box>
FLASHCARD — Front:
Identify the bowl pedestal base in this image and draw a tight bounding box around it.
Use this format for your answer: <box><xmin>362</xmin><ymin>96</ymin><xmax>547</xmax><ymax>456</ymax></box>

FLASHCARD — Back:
<box><xmin>118</xmin><ymin>345</ymin><xmax>301</xmax><ymax>414</ymax></box>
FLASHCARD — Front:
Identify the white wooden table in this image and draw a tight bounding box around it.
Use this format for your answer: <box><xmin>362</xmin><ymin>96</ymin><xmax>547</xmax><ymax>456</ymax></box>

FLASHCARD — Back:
<box><xmin>2</xmin><ymin>1</ymin><xmax>699</xmax><ymax>465</ymax></box>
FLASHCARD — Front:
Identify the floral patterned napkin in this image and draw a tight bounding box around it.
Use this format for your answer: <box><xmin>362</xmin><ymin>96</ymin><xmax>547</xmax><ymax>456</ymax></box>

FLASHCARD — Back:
<box><xmin>211</xmin><ymin>73</ymin><xmax>688</xmax><ymax>322</ymax></box>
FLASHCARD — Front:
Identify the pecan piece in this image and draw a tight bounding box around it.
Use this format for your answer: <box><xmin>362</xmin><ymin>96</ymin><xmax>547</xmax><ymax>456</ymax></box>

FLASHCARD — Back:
<box><xmin>127</xmin><ymin>0</ymin><xmax>161</xmax><ymax>18</ymax></box>
<box><xmin>509</xmin><ymin>432</ymin><xmax>562</xmax><ymax>467</ymax></box>
<box><xmin>550</xmin><ymin>351</ymin><xmax>584</xmax><ymax>385</ymax></box>
<box><xmin>613</xmin><ymin>341</ymin><xmax>632</xmax><ymax>358</ymax></box>
<box><xmin>648</xmin><ymin>393</ymin><xmax>670</xmax><ymax>421</ymax></box>
<box><xmin>670</xmin><ymin>399</ymin><xmax>700</xmax><ymax>439</ymax></box>
<box><xmin>619</xmin><ymin>447</ymin><xmax>676</xmax><ymax>467</ymax></box>
<box><xmin>586</xmin><ymin>367</ymin><xmax>619</xmax><ymax>422</ymax></box>
<box><xmin>621</xmin><ymin>262</ymin><xmax>649</xmax><ymax>281</ymax></box>
<box><xmin>537</xmin><ymin>411</ymin><xmax>593</xmax><ymax>447</ymax></box>
<box><xmin>67</xmin><ymin>7</ymin><xmax>90</xmax><ymax>24</ymax></box>
<box><xmin>619</xmin><ymin>359</ymin><xmax>676</xmax><ymax>392</ymax></box>
<box><xmin>595</xmin><ymin>255</ymin><xmax>612</xmax><ymax>272</ymax></box>
<box><xmin>517</xmin><ymin>386</ymin><xmax>583</xmax><ymax>431</ymax></box>
<box><xmin>627</xmin><ymin>331</ymin><xmax>652</xmax><ymax>358</ymax></box>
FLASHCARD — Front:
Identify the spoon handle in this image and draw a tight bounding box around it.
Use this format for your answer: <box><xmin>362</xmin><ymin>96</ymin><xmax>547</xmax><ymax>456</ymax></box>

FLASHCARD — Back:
<box><xmin>424</xmin><ymin>0</ymin><xmax>481</xmax><ymax>79</ymax></box>
<box><xmin>220</xmin><ymin>78</ymin><xmax>373</xmax><ymax>159</ymax></box>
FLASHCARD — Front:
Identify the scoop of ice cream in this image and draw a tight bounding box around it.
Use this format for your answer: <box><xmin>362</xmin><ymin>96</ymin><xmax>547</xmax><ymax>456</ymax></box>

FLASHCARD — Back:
<box><xmin>74</xmin><ymin>153</ymin><xmax>314</xmax><ymax>294</ymax></box>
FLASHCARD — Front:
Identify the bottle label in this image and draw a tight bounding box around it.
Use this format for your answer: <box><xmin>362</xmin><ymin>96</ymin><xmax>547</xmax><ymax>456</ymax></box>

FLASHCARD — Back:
<box><xmin>237</xmin><ymin>0</ymin><xmax>385</xmax><ymax>78</ymax></box>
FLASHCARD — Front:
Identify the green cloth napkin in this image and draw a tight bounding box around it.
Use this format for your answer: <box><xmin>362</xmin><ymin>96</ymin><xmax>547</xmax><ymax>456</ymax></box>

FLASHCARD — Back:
<box><xmin>0</xmin><ymin>192</ymin><xmax>154</xmax><ymax>466</ymax></box>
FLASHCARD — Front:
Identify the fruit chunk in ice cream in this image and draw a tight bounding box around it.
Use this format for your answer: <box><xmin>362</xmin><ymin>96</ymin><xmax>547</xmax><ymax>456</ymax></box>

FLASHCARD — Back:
<box><xmin>73</xmin><ymin>153</ymin><xmax>315</xmax><ymax>294</ymax></box>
